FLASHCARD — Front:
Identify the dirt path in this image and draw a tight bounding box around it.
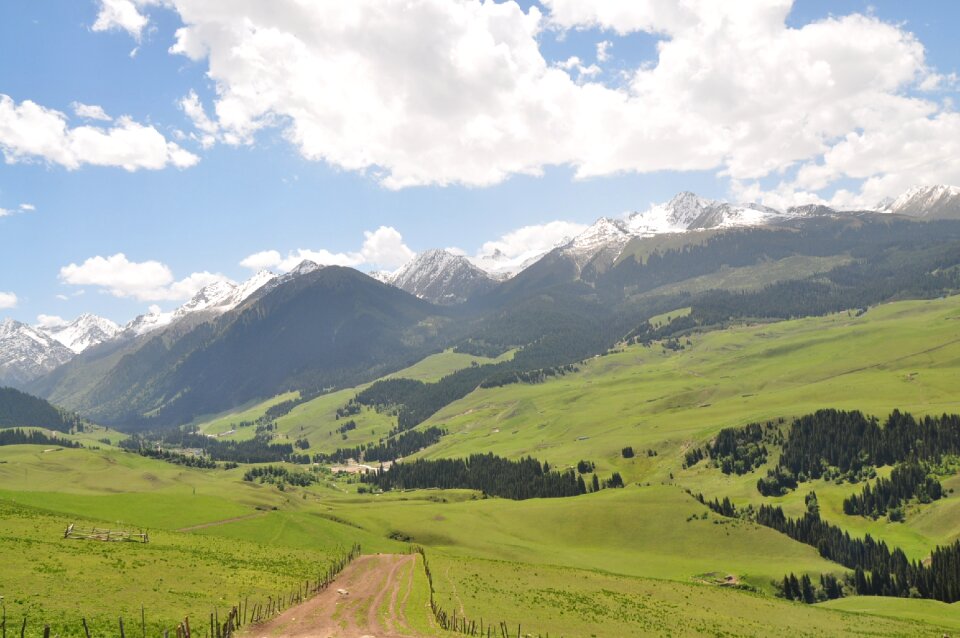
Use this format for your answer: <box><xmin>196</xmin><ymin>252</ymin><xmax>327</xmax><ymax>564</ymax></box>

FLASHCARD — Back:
<box><xmin>176</xmin><ymin>512</ymin><xmax>267</xmax><ymax>532</ymax></box>
<box><xmin>246</xmin><ymin>554</ymin><xmax>426</xmax><ymax>638</ymax></box>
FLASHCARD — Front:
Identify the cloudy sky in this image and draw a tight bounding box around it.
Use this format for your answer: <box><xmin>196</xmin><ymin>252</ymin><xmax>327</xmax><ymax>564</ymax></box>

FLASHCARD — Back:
<box><xmin>1</xmin><ymin>0</ymin><xmax>958</xmax><ymax>324</ymax></box>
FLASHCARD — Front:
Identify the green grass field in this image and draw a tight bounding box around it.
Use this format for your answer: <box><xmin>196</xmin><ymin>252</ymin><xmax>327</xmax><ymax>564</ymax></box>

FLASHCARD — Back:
<box><xmin>4</xmin><ymin>296</ymin><xmax>960</xmax><ymax>636</ymax></box>
<box><xmin>421</xmin><ymin>296</ymin><xmax>960</xmax><ymax>477</ymax></box>
<box><xmin>195</xmin><ymin>349</ymin><xmax>514</xmax><ymax>453</ymax></box>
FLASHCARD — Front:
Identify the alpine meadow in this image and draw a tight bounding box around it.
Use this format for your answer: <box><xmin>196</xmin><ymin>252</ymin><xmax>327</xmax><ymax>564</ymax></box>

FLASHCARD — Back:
<box><xmin>2</xmin><ymin>2</ymin><xmax>960</xmax><ymax>637</ymax></box>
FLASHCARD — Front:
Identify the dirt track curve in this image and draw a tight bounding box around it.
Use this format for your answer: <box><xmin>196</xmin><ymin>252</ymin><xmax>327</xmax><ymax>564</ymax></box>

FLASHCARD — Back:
<box><xmin>245</xmin><ymin>554</ymin><xmax>427</xmax><ymax>638</ymax></box>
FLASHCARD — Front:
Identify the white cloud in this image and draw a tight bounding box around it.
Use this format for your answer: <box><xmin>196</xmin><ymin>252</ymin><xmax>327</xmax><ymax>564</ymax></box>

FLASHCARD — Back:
<box><xmin>19</xmin><ymin>203</ymin><xmax>35</xmax><ymax>212</ymax></box>
<box><xmin>475</xmin><ymin>220</ymin><xmax>587</xmax><ymax>262</ymax></box>
<box><xmin>72</xmin><ymin>102</ymin><xmax>112</xmax><ymax>122</ymax></box>
<box><xmin>92</xmin><ymin>0</ymin><xmax>149</xmax><ymax>40</ymax></box>
<box><xmin>0</xmin><ymin>292</ymin><xmax>17</xmax><ymax>309</ymax></box>
<box><xmin>36</xmin><ymin>314</ymin><xmax>68</xmax><ymax>329</ymax></box>
<box><xmin>596</xmin><ymin>40</ymin><xmax>612</xmax><ymax>63</ymax></box>
<box><xmin>239</xmin><ymin>249</ymin><xmax>282</xmax><ymax>271</ymax></box>
<box><xmin>131</xmin><ymin>0</ymin><xmax>957</xmax><ymax>202</ymax></box>
<box><xmin>0</xmin><ymin>208</ymin><xmax>11</xmax><ymax>218</ymax></box>
<box><xmin>359</xmin><ymin>226</ymin><xmax>415</xmax><ymax>269</ymax></box>
<box><xmin>59</xmin><ymin>253</ymin><xmax>226</xmax><ymax>301</ymax></box>
<box><xmin>240</xmin><ymin>226</ymin><xmax>415</xmax><ymax>273</ymax></box>
<box><xmin>0</xmin><ymin>94</ymin><xmax>199</xmax><ymax>171</ymax></box>
<box><xmin>179</xmin><ymin>90</ymin><xmax>218</xmax><ymax>148</ymax></box>
<box><xmin>0</xmin><ymin>202</ymin><xmax>36</xmax><ymax>218</ymax></box>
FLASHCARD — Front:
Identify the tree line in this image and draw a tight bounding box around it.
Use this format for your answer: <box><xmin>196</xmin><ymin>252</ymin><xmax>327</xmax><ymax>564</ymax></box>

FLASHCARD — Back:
<box><xmin>361</xmin><ymin>453</ymin><xmax>627</xmax><ymax>500</ymax></box>
<box><xmin>758</xmin><ymin>409</ymin><xmax>960</xmax><ymax>496</ymax></box>
<box><xmin>756</xmin><ymin>502</ymin><xmax>960</xmax><ymax>602</ymax></box>
<box><xmin>842</xmin><ymin>461</ymin><xmax>944</xmax><ymax>521</ymax></box>
<box><xmin>0</xmin><ymin>387</ymin><xmax>85</xmax><ymax>433</ymax></box>
<box><xmin>0</xmin><ymin>427</ymin><xmax>80</xmax><ymax>448</ymax></box>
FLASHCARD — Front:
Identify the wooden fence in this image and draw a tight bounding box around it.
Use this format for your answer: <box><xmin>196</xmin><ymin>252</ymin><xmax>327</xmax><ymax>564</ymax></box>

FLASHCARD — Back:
<box><xmin>63</xmin><ymin>523</ymin><xmax>149</xmax><ymax>543</ymax></box>
<box><xmin>1</xmin><ymin>543</ymin><xmax>361</xmax><ymax>638</ymax></box>
<box><xmin>413</xmin><ymin>546</ymin><xmax>557</xmax><ymax>638</ymax></box>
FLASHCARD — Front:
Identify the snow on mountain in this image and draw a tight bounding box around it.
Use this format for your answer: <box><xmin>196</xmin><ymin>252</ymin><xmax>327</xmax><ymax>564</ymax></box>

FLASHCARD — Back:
<box><xmin>0</xmin><ymin>319</ymin><xmax>75</xmax><ymax>386</ymax></box>
<box><xmin>39</xmin><ymin>314</ymin><xmax>120</xmax><ymax>354</ymax></box>
<box><xmin>558</xmin><ymin>217</ymin><xmax>633</xmax><ymax>268</ymax></box>
<box><xmin>880</xmin><ymin>185</ymin><xmax>960</xmax><ymax>219</ymax></box>
<box><xmin>390</xmin><ymin>249</ymin><xmax>496</xmax><ymax>304</ymax></box>
<box><xmin>367</xmin><ymin>270</ymin><xmax>395</xmax><ymax>284</ymax></box>
<box><xmin>124</xmin><ymin>270</ymin><xmax>277</xmax><ymax>337</ymax></box>
<box><xmin>625</xmin><ymin>191</ymin><xmax>791</xmax><ymax>236</ymax></box>
<box><xmin>555</xmin><ymin>192</ymin><xmax>800</xmax><ymax>270</ymax></box>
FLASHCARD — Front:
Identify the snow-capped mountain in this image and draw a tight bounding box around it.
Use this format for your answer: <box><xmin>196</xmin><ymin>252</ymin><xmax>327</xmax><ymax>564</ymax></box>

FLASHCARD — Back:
<box><xmin>0</xmin><ymin>319</ymin><xmax>75</xmax><ymax>386</ymax></box>
<box><xmin>880</xmin><ymin>185</ymin><xmax>960</xmax><ymax>219</ymax></box>
<box><xmin>558</xmin><ymin>217</ymin><xmax>634</xmax><ymax>268</ymax></box>
<box><xmin>390</xmin><ymin>249</ymin><xmax>496</xmax><ymax>304</ymax></box>
<box><xmin>553</xmin><ymin>192</ymin><xmax>801</xmax><ymax>270</ymax></box>
<box><xmin>124</xmin><ymin>269</ymin><xmax>277</xmax><ymax>337</ymax></box>
<box><xmin>626</xmin><ymin>191</ymin><xmax>792</xmax><ymax>236</ymax></box>
<box><xmin>39</xmin><ymin>314</ymin><xmax>120</xmax><ymax>354</ymax></box>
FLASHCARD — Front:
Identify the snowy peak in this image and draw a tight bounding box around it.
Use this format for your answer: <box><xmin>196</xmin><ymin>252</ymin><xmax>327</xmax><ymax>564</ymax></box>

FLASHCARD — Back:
<box><xmin>626</xmin><ymin>192</ymin><xmax>790</xmax><ymax>237</ymax></box>
<box><xmin>882</xmin><ymin>185</ymin><xmax>960</xmax><ymax>219</ymax></box>
<box><xmin>40</xmin><ymin>313</ymin><xmax>120</xmax><ymax>353</ymax></box>
<box><xmin>0</xmin><ymin>319</ymin><xmax>75</xmax><ymax>386</ymax></box>
<box><xmin>390</xmin><ymin>249</ymin><xmax>496</xmax><ymax>304</ymax></box>
<box><xmin>560</xmin><ymin>218</ymin><xmax>633</xmax><ymax>267</ymax></box>
<box><xmin>124</xmin><ymin>270</ymin><xmax>277</xmax><ymax>337</ymax></box>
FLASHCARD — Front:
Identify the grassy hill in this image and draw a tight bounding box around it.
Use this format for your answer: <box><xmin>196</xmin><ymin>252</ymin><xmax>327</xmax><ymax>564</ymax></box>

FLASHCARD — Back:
<box><xmin>4</xmin><ymin>295</ymin><xmax>960</xmax><ymax>636</ymax></box>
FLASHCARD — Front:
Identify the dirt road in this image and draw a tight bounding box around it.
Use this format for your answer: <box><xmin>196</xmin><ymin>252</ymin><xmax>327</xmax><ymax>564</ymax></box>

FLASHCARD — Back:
<box><xmin>246</xmin><ymin>554</ymin><xmax>429</xmax><ymax>638</ymax></box>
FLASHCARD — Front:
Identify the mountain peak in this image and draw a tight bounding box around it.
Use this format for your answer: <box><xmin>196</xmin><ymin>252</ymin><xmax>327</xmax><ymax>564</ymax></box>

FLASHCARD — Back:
<box><xmin>0</xmin><ymin>318</ymin><xmax>74</xmax><ymax>386</ymax></box>
<box><xmin>883</xmin><ymin>184</ymin><xmax>960</xmax><ymax>219</ymax></box>
<box><xmin>390</xmin><ymin>249</ymin><xmax>495</xmax><ymax>304</ymax></box>
<box><xmin>39</xmin><ymin>313</ymin><xmax>120</xmax><ymax>353</ymax></box>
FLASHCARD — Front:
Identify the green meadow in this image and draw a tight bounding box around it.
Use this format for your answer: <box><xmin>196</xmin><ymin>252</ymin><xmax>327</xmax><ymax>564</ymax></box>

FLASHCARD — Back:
<box><xmin>3</xmin><ymin>296</ymin><xmax>960</xmax><ymax>635</ymax></box>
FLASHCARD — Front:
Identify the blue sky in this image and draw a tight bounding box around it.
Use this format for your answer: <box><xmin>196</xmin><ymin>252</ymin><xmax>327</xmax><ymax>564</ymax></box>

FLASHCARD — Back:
<box><xmin>1</xmin><ymin>0</ymin><xmax>958</xmax><ymax>325</ymax></box>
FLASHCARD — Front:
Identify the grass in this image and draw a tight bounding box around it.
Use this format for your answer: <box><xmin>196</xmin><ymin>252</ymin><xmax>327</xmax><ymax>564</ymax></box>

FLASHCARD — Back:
<box><xmin>426</xmin><ymin>553</ymin><xmax>955</xmax><ymax>638</ymax></box>
<box><xmin>0</xmin><ymin>498</ymin><xmax>342</xmax><ymax>638</ymax></box>
<box><xmin>819</xmin><ymin>596</ymin><xmax>960</xmax><ymax>631</ymax></box>
<box><xmin>5</xmin><ymin>295</ymin><xmax>960</xmax><ymax>635</ymax></box>
<box><xmin>421</xmin><ymin>296</ymin><xmax>960</xmax><ymax>478</ymax></box>
<box><xmin>194</xmin><ymin>348</ymin><xmax>513</xmax><ymax>452</ymax></box>
<box><xmin>327</xmin><ymin>485</ymin><xmax>841</xmax><ymax>591</ymax></box>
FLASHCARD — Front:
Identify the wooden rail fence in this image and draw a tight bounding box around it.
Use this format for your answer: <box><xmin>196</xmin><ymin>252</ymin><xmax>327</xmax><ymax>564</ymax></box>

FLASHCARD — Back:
<box><xmin>1</xmin><ymin>543</ymin><xmax>361</xmax><ymax>638</ymax></box>
<box><xmin>413</xmin><ymin>546</ymin><xmax>557</xmax><ymax>638</ymax></box>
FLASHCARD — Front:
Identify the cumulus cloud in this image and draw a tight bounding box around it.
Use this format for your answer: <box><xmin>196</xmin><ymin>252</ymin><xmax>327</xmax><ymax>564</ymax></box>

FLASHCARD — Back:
<box><xmin>0</xmin><ymin>94</ymin><xmax>199</xmax><ymax>171</ymax></box>
<box><xmin>19</xmin><ymin>203</ymin><xmax>35</xmax><ymax>212</ymax></box>
<box><xmin>91</xmin><ymin>0</ymin><xmax>960</xmax><ymax>203</ymax></box>
<box><xmin>0</xmin><ymin>292</ymin><xmax>17</xmax><ymax>309</ymax></box>
<box><xmin>178</xmin><ymin>90</ymin><xmax>218</xmax><ymax>148</ymax></box>
<box><xmin>72</xmin><ymin>102</ymin><xmax>113</xmax><ymax>122</ymax></box>
<box><xmin>59</xmin><ymin>253</ymin><xmax>228</xmax><ymax>301</ymax></box>
<box><xmin>238</xmin><ymin>249</ymin><xmax>282</xmax><ymax>271</ymax></box>
<box><xmin>92</xmin><ymin>0</ymin><xmax>150</xmax><ymax>40</ymax></box>
<box><xmin>240</xmin><ymin>226</ymin><xmax>415</xmax><ymax>273</ymax></box>
<box><xmin>595</xmin><ymin>40</ymin><xmax>612</xmax><ymax>63</ymax></box>
<box><xmin>36</xmin><ymin>314</ymin><xmax>68</xmax><ymax>329</ymax></box>
<box><xmin>470</xmin><ymin>220</ymin><xmax>587</xmax><ymax>272</ymax></box>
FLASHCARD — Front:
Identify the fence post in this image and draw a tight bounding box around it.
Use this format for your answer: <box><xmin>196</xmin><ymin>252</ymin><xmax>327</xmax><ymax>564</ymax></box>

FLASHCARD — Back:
<box><xmin>119</xmin><ymin>616</ymin><xmax>125</xmax><ymax>638</ymax></box>
<box><xmin>82</xmin><ymin>618</ymin><xmax>91</xmax><ymax>638</ymax></box>
<box><xmin>42</xmin><ymin>626</ymin><xmax>50</xmax><ymax>638</ymax></box>
<box><xmin>141</xmin><ymin>605</ymin><xmax>146</xmax><ymax>638</ymax></box>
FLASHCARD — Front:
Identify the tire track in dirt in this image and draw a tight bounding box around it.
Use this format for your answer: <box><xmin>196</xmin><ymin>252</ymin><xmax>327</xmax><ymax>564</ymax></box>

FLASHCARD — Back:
<box><xmin>246</xmin><ymin>554</ymin><xmax>421</xmax><ymax>638</ymax></box>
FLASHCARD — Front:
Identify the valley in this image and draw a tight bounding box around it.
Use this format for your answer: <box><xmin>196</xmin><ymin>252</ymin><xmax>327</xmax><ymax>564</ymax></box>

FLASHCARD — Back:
<box><xmin>3</xmin><ymin>190</ymin><xmax>960</xmax><ymax>637</ymax></box>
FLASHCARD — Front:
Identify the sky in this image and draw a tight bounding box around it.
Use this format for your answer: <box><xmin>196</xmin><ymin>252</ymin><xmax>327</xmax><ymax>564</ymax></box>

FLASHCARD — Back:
<box><xmin>1</xmin><ymin>0</ymin><xmax>958</xmax><ymax>326</ymax></box>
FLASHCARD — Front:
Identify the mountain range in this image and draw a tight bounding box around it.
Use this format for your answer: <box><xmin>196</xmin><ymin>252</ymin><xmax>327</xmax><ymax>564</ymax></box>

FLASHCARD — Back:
<box><xmin>3</xmin><ymin>184</ymin><xmax>959</xmax><ymax>425</ymax></box>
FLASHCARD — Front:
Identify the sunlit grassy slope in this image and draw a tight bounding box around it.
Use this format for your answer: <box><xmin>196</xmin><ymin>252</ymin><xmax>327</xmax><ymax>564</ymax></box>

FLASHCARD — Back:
<box><xmin>195</xmin><ymin>349</ymin><xmax>513</xmax><ymax>452</ymax></box>
<box><xmin>4</xmin><ymin>297</ymin><xmax>960</xmax><ymax>636</ymax></box>
<box><xmin>420</xmin><ymin>296</ymin><xmax>960</xmax><ymax>476</ymax></box>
